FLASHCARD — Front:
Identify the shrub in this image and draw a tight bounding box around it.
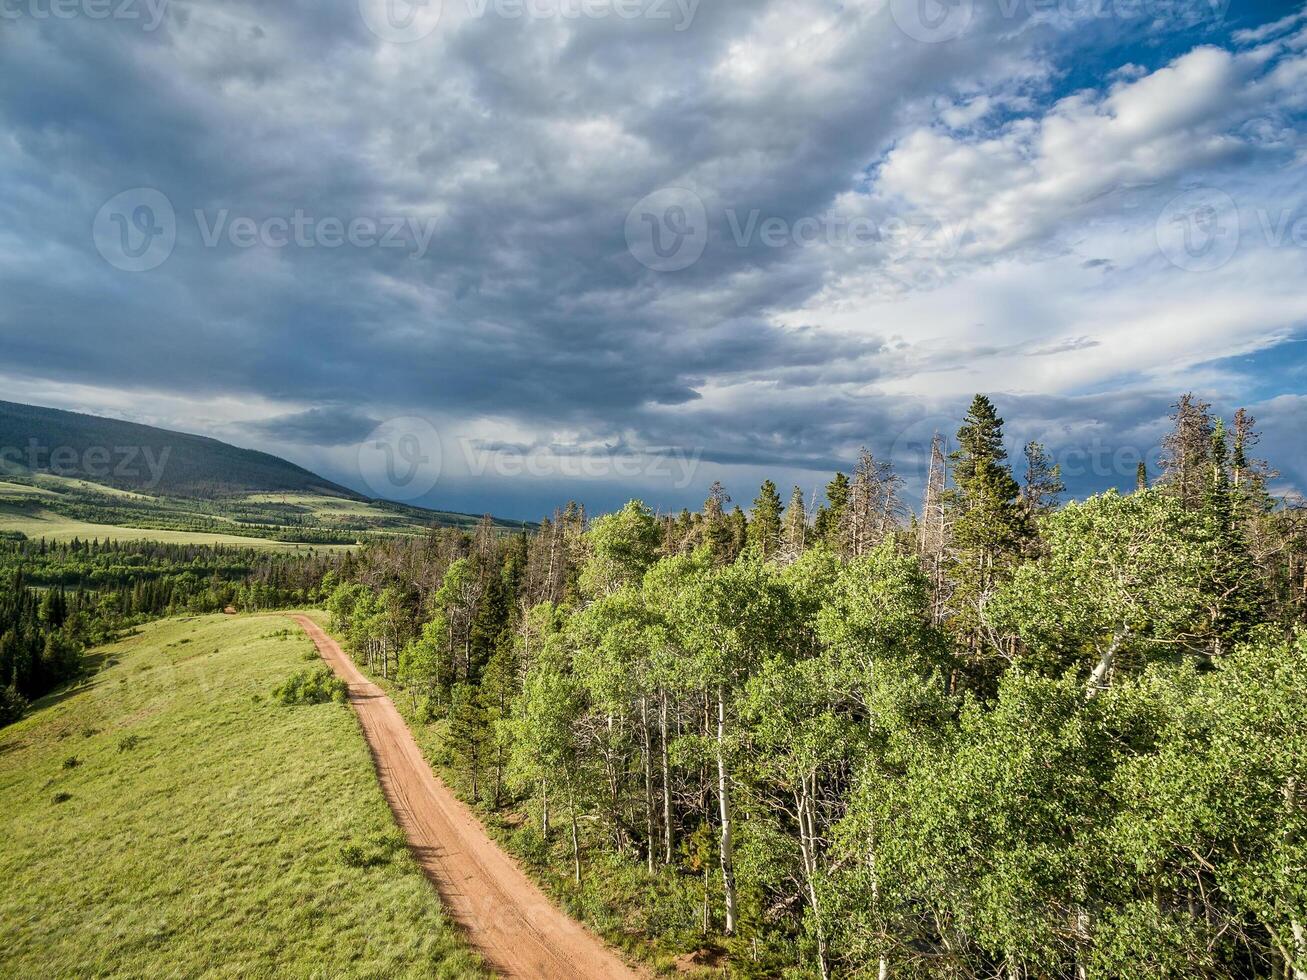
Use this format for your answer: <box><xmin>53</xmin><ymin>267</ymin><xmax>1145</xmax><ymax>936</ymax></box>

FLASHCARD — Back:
<box><xmin>272</xmin><ymin>668</ymin><xmax>348</xmax><ymax>706</ymax></box>
<box><xmin>62</xmin><ymin>756</ymin><xmax>81</xmax><ymax>769</ymax></box>
<box><xmin>0</xmin><ymin>686</ymin><xmax>28</xmax><ymax>727</ymax></box>
<box><xmin>118</xmin><ymin>734</ymin><xmax>143</xmax><ymax>752</ymax></box>
<box><xmin>340</xmin><ymin>831</ymin><xmax>407</xmax><ymax>868</ymax></box>
<box><xmin>51</xmin><ymin>791</ymin><xmax>72</xmax><ymax>804</ymax></box>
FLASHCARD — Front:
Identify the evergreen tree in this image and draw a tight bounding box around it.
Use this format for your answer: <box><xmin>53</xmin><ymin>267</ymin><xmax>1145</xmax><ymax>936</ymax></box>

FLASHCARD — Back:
<box><xmin>947</xmin><ymin>395</ymin><xmax>1030</xmax><ymax>667</ymax></box>
<box><xmin>748</xmin><ymin>481</ymin><xmax>784</xmax><ymax>560</ymax></box>
<box><xmin>448</xmin><ymin>682</ymin><xmax>489</xmax><ymax>803</ymax></box>
<box><xmin>814</xmin><ymin>472</ymin><xmax>849</xmax><ymax>549</ymax></box>
<box><xmin>701</xmin><ymin>482</ymin><xmax>734</xmax><ymax>564</ymax></box>
<box><xmin>1202</xmin><ymin>420</ymin><xmax>1262</xmax><ymax>656</ymax></box>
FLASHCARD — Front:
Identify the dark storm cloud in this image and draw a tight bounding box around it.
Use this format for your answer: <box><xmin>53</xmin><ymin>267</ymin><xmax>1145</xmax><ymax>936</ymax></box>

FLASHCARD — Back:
<box><xmin>234</xmin><ymin>406</ymin><xmax>382</xmax><ymax>446</ymax></box>
<box><xmin>2</xmin><ymin>0</ymin><xmax>1305</xmax><ymax>514</ymax></box>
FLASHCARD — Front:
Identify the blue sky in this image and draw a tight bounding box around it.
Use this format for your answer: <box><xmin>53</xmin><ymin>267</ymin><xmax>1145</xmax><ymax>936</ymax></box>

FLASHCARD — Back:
<box><xmin>1</xmin><ymin>0</ymin><xmax>1305</xmax><ymax>519</ymax></box>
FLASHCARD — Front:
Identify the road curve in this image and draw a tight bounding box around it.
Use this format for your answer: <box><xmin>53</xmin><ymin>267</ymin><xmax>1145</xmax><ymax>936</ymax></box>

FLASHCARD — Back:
<box><xmin>291</xmin><ymin>615</ymin><xmax>641</xmax><ymax>980</ymax></box>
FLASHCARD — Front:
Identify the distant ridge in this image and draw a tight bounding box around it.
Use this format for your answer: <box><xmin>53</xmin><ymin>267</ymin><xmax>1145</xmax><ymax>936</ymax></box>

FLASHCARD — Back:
<box><xmin>0</xmin><ymin>400</ymin><xmax>365</xmax><ymax>500</ymax></box>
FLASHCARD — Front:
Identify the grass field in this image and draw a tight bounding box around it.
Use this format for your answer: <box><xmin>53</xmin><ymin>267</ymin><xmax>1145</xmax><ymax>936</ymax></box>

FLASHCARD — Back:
<box><xmin>0</xmin><ymin>501</ymin><xmax>351</xmax><ymax>552</ymax></box>
<box><xmin>0</xmin><ymin>614</ymin><xmax>484</xmax><ymax>978</ymax></box>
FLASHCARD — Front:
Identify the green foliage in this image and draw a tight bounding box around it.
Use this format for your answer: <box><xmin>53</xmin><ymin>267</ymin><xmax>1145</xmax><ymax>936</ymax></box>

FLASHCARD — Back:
<box><xmin>314</xmin><ymin>389</ymin><xmax>1306</xmax><ymax>979</ymax></box>
<box><xmin>447</xmin><ymin>682</ymin><xmax>490</xmax><ymax>802</ymax></box>
<box><xmin>339</xmin><ymin>831</ymin><xmax>408</xmax><ymax>869</ymax></box>
<box><xmin>272</xmin><ymin>667</ymin><xmax>348</xmax><ymax>706</ymax></box>
<box><xmin>990</xmin><ymin>489</ymin><xmax>1212</xmax><ymax>685</ymax></box>
<box><xmin>747</xmin><ymin>480</ymin><xmax>784</xmax><ymax>560</ymax></box>
<box><xmin>580</xmin><ymin>500</ymin><xmax>662</xmax><ymax>597</ymax></box>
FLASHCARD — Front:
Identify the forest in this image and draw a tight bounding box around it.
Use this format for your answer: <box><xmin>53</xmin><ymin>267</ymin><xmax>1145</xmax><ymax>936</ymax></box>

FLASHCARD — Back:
<box><xmin>323</xmin><ymin>394</ymin><xmax>1307</xmax><ymax>979</ymax></box>
<box><xmin>0</xmin><ymin>538</ymin><xmax>334</xmax><ymax>724</ymax></box>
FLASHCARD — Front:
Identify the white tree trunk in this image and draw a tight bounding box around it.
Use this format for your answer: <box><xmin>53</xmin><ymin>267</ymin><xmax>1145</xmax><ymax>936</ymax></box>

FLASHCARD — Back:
<box><xmin>715</xmin><ymin>686</ymin><xmax>738</xmax><ymax>934</ymax></box>
<box><xmin>796</xmin><ymin>775</ymin><xmax>831</xmax><ymax>980</ymax></box>
<box><xmin>1085</xmin><ymin>633</ymin><xmax>1126</xmax><ymax>699</ymax></box>
<box><xmin>642</xmin><ymin>696</ymin><xmax>656</xmax><ymax>874</ymax></box>
<box><xmin>661</xmin><ymin>690</ymin><xmax>674</xmax><ymax>866</ymax></box>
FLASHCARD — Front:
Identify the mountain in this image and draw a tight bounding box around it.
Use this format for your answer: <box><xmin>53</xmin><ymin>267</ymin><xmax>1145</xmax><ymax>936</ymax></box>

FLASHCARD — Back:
<box><xmin>0</xmin><ymin>400</ymin><xmax>362</xmax><ymax>499</ymax></box>
<box><xmin>0</xmin><ymin>400</ymin><xmax>527</xmax><ymax>545</ymax></box>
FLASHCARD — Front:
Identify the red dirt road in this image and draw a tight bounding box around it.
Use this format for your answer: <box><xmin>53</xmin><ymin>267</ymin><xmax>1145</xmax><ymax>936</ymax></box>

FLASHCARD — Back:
<box><xmin>291</xmin><ymin>615</ymin><xmax>641</xmax><ymax>980</ymax></box>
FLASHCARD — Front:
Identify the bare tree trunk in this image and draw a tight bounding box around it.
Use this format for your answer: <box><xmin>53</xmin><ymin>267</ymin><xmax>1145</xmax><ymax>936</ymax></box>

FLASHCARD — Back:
<box><xmin>796</xmin><ymin>775</ymin><xmax>831</xmax><ymax>980</ymax></box>
<box><xmin>1287</xmin><ymin>777</ymin><xmax>1306</xmax><ymax>980</ymax></box>
<box><xmin>642</xmin><ymin>696</ymin><xmax>656</xmax><ymax>874</ymax></box>
<box><xmin>715</xmin><ymin>686</ymin><xmax>738</xmax><ymax>935</ymax></box>
<box><xmin>569</xmin><ymin>780</ymin><xmax>582</xmax><ymax>885</ymax></box>
<box><xmin>661</xmin><ymin>689</ymin><xmax>674</xmax><ymax>866</ymax></box>
<box><xmin>1085</xmin><ymin>633</ymin><xmax>1126</xmax><ymax>699</ymax></box>
<box><xmin>1075</xmin><ymin>908</ymin><xmax>1091</xmax><ymax>980</ymax></box>
<box><xmin>541</xmin><ymin>778</ymin><xmax>550</xmax><ymax>841</ymax></box>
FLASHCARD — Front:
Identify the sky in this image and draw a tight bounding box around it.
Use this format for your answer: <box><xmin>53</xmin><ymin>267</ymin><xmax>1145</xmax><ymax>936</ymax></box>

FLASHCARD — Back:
<box><xmin>1</xmin><ymin>0</ymin><xmax>1306</xmax><ymax>521</ymax></box>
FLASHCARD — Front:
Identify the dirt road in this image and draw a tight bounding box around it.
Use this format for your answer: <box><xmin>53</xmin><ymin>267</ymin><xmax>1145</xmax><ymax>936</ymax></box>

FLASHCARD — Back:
<box><xmin>291</xmin><ymin>615</ymin><xmax>641</xmax><ymax>980</ymax></box>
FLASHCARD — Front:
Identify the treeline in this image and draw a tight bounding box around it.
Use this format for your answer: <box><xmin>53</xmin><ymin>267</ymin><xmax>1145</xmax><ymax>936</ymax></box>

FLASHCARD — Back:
<box><xmin>326</xmin><ymin>393</ymin><xmax>1307</xmax><ymax>979</ymax></box>
<box><xmin>0</xmin><ymin>539</ymin><xmax>339</xmax><ymax>726</ymax></box>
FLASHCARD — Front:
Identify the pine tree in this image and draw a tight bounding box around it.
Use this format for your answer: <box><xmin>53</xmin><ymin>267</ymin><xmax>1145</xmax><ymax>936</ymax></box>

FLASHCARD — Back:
<box><xmin>727</xmin><ymin>506</ymin><xmax>748</xmax><ymax>560</ymax></box>
<box><xmin>947</xmin><ymin>395</ymin><xmax>1030</xmax><ymax>666</ymax></box>
<box><xmin>814</xmin><ymin>472</ymin><xmax>849</xmax><ymax>548</ymax></box>
<box><xmin>920</xmin><ymin>432</ymin><xmax>949</xmax><ymax>625</ymax></box>
<box><xmin>1136</xmin><ymin>460</ymin><xmax>1148</xmax><ymax>492</ymax></box>
<box><xmin>702</xmin><ymin>482</ymin><xmax>734</xmax><ymax>564</ymax></box>
<box><xmin>748</xmin><ymin>481</ymin><xmax>784</xmax><ymax>560</ymax></box>
<box><xmin>1203</xmin><ymin>421</ymin><xmax>1262</xmax><ymax>656</ymax></box>
<box><xmin>448</xmin><ymin>682</ymin><xmax>489</xmax><ymax>803</ymax></box>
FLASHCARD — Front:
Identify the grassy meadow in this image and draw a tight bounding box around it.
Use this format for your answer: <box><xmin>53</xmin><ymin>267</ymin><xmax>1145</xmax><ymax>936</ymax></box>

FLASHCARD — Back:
<box><xmin>0</xmin><ymin>613</ymin><xmax>483</xmax><ymax>978</ymax></box>
<box><xmin>0</xmin><ymin>501</ymin><xmax>347</xmax><ymax>552</ymax></box>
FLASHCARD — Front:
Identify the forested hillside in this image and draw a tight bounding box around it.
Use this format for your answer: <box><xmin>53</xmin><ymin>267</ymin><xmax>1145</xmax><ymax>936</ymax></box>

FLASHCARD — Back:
<box><xmin>0</xmin><ymin>400</ymin><xmax>361</xmax><ymax>499</ymax></box>
<box><xmin>0</xmin><ymin>401</ymin><xmax>528</xmax><ymax>543</ymax></box>
<box><xmin>324</xmin><ymin>393</ymin><xmax>1307</xmax><ymax>979</ymax></box>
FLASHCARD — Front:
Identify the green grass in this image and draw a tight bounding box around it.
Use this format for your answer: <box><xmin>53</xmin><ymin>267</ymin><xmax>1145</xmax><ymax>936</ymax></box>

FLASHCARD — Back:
<box><xmin>0</xmin><ymin>613</ymin><xmax>485</xmax><ymax>979</ymax></box>
<box><xmin>0</xmin><ymin>504</ymin><xmax>351</xmax><ymax>552</ymax></box>
<box><xmin>0</xmin><ymin>473</ymin><xmax>531</xmax><ymax>549</ymax></box>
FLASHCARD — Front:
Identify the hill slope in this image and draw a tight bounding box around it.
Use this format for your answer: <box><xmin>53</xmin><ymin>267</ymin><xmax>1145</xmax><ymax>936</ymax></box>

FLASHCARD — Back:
<box><xmin>0</xmin><ymin>399</ymin><xmax>361</xmax><ymax>499</ymax></box>
<box><xmin>0</xmin><ymin>401</ymin><xmax>529</xmax><ymax>543</ymax></box>
<box><xmin>0</xmin><ymin>614</ymin><xmax>484</xmax><ymax>978</ymax></box>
